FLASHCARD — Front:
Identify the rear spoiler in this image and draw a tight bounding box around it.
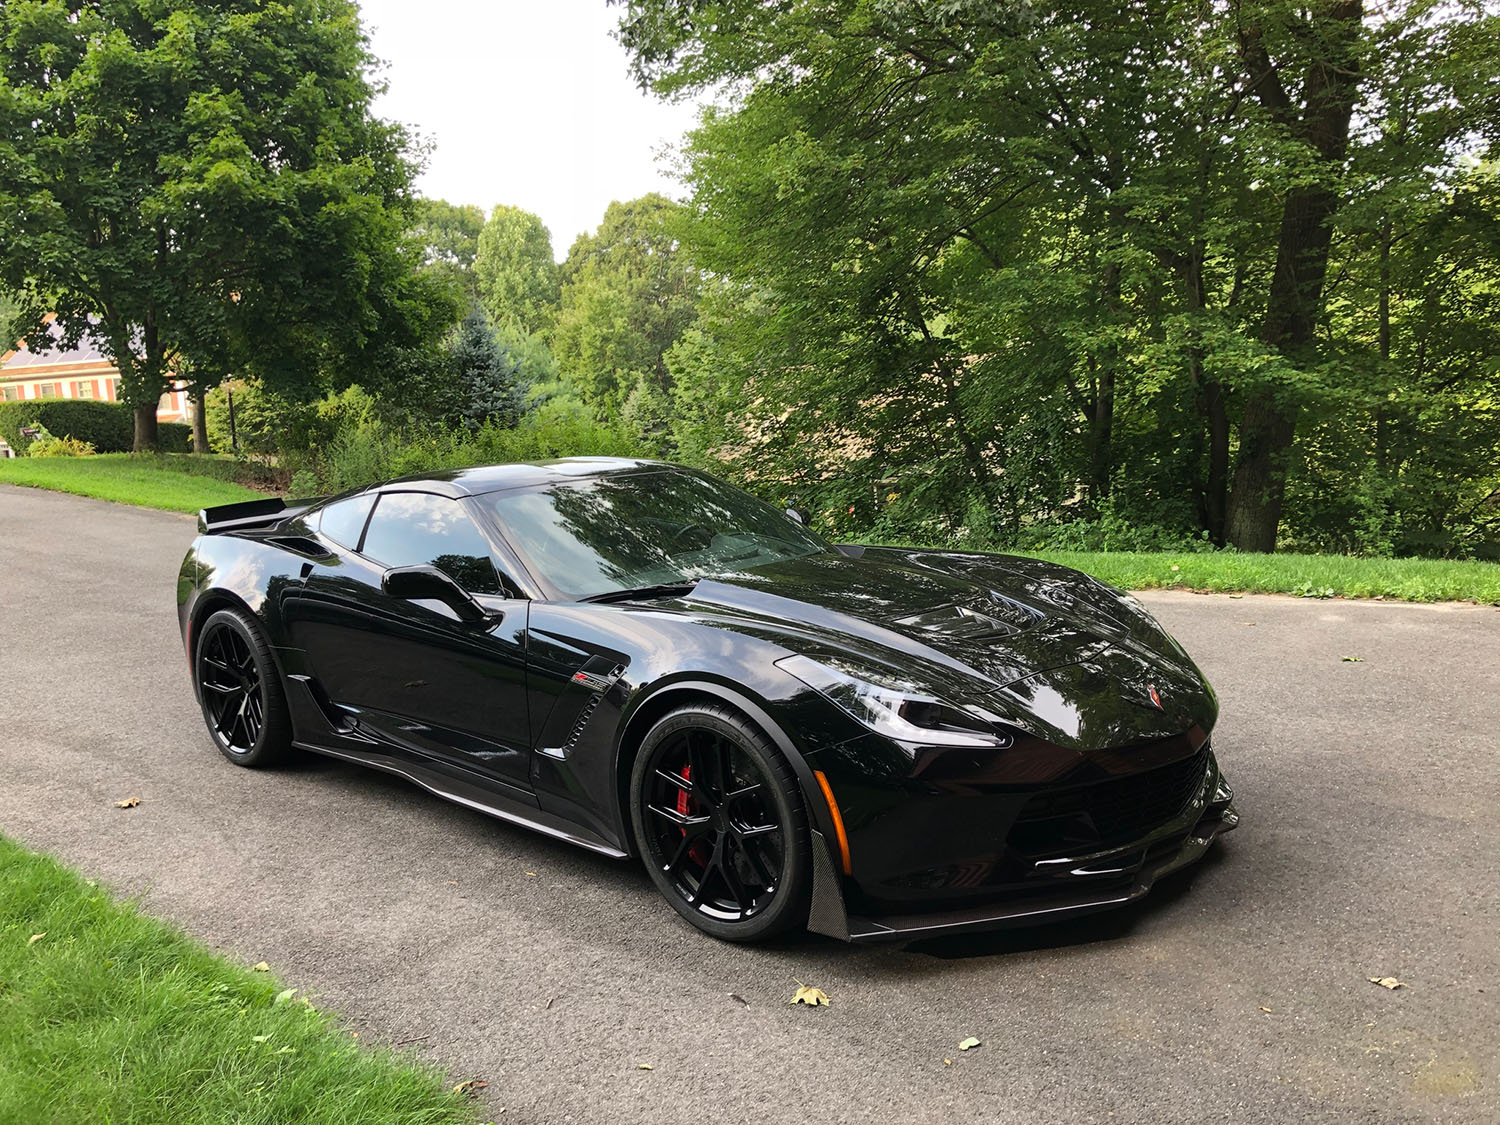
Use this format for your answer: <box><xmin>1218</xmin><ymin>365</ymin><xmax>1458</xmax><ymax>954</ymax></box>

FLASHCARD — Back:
<box><xmin>197</xmin><ymin>496</ymin><xmax>324</xmax><ymax>535</ymax></box>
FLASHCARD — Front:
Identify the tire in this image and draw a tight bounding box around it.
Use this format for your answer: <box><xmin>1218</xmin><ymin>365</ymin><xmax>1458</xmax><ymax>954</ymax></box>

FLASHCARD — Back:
<box><xmin>629</xmin><ymin>703</ymin><xmax>812</xmax><ymax>942</ymax></box>
<box><xmin>193</xmin><ymin>607</ymin><xmax>294</xmax><ymax>768</ymax></box>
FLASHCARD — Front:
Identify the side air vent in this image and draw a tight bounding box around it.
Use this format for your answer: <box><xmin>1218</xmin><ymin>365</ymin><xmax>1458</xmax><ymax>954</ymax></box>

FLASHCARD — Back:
<box><xmin>267</xmin><ymin>536</ymin><xmax>332</xmax><ymax>558</ymax></box>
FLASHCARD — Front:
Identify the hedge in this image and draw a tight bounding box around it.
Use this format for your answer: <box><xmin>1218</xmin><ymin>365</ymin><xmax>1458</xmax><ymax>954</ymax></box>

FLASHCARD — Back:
<box><xmin>0</xmin><ymin>400</ymin><xmax>134</xmax><ymax>453</ymax></box>
<box><xmin>0</xmin><ymin>400</ymin><xmax>193</xmax><ymax>453</ymax></box>
<box><xmin>159</xmin><ymin>421</ymin><xmax>193</xmax><ymax>453</ymax></box>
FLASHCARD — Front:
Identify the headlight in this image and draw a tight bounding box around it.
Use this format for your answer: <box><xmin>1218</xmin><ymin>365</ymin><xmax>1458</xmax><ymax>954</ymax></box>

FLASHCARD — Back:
<box><xmin>776</xmin><ymin>654</ymin><xmax>1009</xmax><ymax>748</ymax></box>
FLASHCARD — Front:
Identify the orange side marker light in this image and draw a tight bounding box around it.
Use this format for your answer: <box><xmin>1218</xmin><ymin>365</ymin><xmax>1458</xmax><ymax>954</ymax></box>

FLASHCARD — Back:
<box><xmin>813</xmin><ymin>770</ymin><xmax>853</xmax><ymax>875</ymax></box>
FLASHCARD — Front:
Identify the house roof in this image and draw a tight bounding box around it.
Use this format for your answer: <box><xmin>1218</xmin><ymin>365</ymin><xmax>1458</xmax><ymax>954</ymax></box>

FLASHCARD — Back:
<box><xmin>1</xmin><ymin>318</ymin><xmax>114</xmax><ymax>373</ymax></box>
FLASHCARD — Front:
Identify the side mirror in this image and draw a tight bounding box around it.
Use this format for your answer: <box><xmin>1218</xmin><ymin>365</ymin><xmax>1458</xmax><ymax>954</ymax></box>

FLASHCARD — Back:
<box><xmin>786</xmin><ymin>507</ymin><xmax>810</xmax><ymax>526</ymax></box>
<box><xmin>381</xmin><ymin>565</ymin><xmax>487</xmax><ymax>624</ymax></box>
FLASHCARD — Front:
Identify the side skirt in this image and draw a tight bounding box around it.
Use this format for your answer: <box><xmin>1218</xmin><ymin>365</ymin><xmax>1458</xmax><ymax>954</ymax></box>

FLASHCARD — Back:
<box><xmin>292</xmin><ymin>739</ymin><xmax>629</xmax><ymax>860</ymax></box>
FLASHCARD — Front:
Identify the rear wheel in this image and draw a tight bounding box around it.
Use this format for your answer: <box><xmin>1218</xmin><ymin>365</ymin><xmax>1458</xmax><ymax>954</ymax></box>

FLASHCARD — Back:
<box><xmin>629</xmin><ymin>703</ymin><xmax>811</xmax><ymax>942</ymax></box>
<box><xmin>194</xmin><ymin>608</ymin><xmax>293</xmax><ymax>768</ymax></box>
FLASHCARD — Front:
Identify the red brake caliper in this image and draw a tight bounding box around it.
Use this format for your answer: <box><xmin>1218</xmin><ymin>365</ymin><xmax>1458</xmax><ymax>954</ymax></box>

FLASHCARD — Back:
<box><xmin>677</xmin><ymin>765</ymin><xmax>709</xmax><ymax>867</ymax></box>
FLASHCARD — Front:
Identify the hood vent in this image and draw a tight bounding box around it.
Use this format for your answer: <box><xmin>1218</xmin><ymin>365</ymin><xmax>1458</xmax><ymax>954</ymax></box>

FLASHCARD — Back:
<box><xmin>895</xmin><ymin>595</ymin><xmax>1043</xmax><ymax>639</ymax></box>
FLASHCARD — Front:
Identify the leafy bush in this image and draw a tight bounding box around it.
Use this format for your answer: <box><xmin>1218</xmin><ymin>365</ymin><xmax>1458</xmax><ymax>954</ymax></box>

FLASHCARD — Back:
<box><xmin>0</xmin><ymin>400</ymin><xmax>133</xmax><ymax>454</ymax></box>
<box><xmin>288</xmin><ymin>469</ymin><xmax>320</xmax><ymax>497</ymax></box>
<box><xmin>158</xmin><ymin>421</ymin><xmax>192</xmax><ymax>453</ymax></box>
<box><xmin>1010</xmin><ymin>508</ymin><xmax>1217</xmax><ymax>554</ymax></box>
<box><xmin>23</xmin><ymin>422</ymin><xmax>96</xmax><ymax>457</ymax></box>
<box><xmin>294</xmin><ymin>398</ymin><xmax>648</xmax><ymax>494</ymax></box>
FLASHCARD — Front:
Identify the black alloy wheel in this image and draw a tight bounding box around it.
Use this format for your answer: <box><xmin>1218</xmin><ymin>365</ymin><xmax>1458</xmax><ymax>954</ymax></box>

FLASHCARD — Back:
<box><xmin>194</xmin><ymin>608</ymin><xmax>292</xmax><ymax>767</ymax></box>
<box><xmin>630</xmin><ymin>704</ymin><xmax>811</xmax><ymax>942</ymax></box>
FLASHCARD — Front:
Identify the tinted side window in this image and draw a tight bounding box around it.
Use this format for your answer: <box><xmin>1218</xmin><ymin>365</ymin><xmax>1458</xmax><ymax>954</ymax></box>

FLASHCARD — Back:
<box><xmin>318</xmin><ymin>494</ymin><xmax>375</xmax><ymax>549</ymax></box>
<box><xmin>361</xmin><ymin>492</ymin><xmax>502</xmax><ymax>594</ymax></box>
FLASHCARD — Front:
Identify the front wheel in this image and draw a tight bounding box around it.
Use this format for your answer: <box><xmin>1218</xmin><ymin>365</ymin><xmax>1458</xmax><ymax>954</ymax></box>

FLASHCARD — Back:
<box><xmin>629</xmin><ymin>703</ymin><xmax>811</xmax><ymax>942</ymax></box>
<box><xmin>193</xmin><ymin>608</ymin><xmax>293</xmax><ymax>768</ymax></box>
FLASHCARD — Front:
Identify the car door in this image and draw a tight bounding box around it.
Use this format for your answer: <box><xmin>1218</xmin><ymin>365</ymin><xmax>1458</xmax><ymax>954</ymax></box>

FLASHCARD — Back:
<box><xmin>287</xmin><ymin>489</ymin><xmax>533</xmax><ymax>796</ymax></box>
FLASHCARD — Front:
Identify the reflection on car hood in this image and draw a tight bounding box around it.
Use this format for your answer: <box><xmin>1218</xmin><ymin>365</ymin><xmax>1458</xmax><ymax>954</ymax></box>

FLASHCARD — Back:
<box><xmin>649</xmin><ymin>546</ymin><xmax>1201</xmax><ymax>702</ymax></box>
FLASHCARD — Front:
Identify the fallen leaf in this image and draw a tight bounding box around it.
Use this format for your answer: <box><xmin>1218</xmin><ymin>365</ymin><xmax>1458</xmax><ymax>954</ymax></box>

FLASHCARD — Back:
<box><xmin>27</xmin><ymin>933</ymin><xmax>45</xmax><ymax>945</ymax></box>
<box><xmin>1341</xmin><ymin>655</ymin><xmax>1364</xmax><ymax>662</ymax></box>
<box><xmin>252</xmin><ymin>962</ymin><xmax>270</xmax><ymax>972</ymax></box>
<box><xmin>1228</xmin><ymin>593</ymin><xmax>1245</xmax><ymax>599</ymax></box>
<box><xmin>1170</xmin><ymin>565</ymin><xmax>1180</xmax><ymax>572</ymax></box>
<box><xmin>453</xmin><ymin>1079</ymin><xmax>489</xmax><ymax>1097</ymax></box>
<box><xmin>729</xmin><ymin>993</ymin><xmax>749</xmax><ymax>1006</ymax></box>
<box><xmin>524</xmin><ymin>872</ymin><xmax>537</xmax><ymax>877</ymax></box>
<box><xmin>1259</xmin><ymin>1006</ymin><xmax>1273</xmax><ymax>1014</ymax></box>
<box><xmin>1368</xmin><ymin>976</ymin><xmax>1408</xmax><ymax>990</ymax></box>
<box><xmin>114</xmin><ymin>797</ymin><xmax>141</xmax><ymax>809</ymax></box>
<box><xmin>1243</xmin><ymin>621</ymin><xmax>1256</xmax><ymax>627</ymax></box>
<box><xmin>274</xmin><ymin>988</ymin><xmax>297</xmax><ymax>1004</ymax></box>
<box><xmin>958</xmin><ymin>1036</ymin><xmax>981</xmax><ymax>1051</ymax></box>
<box><xmin>943</xmin><ymin>1058</ymin><xmax>953</xmax><ymax>1066</ymax></box>
<box><xmin>637</xmin><ymin>1063</ymin><xmax>653</xmax><ymax>1070</ymax></box>
<box><xmin>790</xmin><ymin>980</ymin><xmax>830</xmax><ymax>1007</ymax></box>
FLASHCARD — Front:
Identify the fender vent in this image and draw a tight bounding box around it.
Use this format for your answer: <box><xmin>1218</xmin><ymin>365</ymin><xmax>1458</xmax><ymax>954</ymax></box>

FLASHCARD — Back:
<box><xmin>561</xmin><ymin>691</ymin><xmax>606</xmax><ymax>755</ymax></box>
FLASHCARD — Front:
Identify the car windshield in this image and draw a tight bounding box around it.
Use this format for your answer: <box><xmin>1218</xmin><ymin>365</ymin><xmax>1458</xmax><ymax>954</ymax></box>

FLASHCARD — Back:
<box><xmin>481</xmin><ymin>470</ymin><xmax>829</xmax><ymax>599</ymax></box>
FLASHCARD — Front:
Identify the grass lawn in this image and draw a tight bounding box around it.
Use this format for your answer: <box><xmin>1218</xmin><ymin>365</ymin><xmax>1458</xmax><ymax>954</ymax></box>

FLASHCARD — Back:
<box><xmin>1026</xmin><ymin>548</ymin><xmax>1500</xmax><ymax>606</ymax></box>
<box><xmin>0</xmin><ymin>834</ymin><xmax>476</xmax><ymax>1125</ymax></box>
<box><xmin>0</xmin><ymin>453</ymin><xmax>262</xmax><ymax>514</ymax></box>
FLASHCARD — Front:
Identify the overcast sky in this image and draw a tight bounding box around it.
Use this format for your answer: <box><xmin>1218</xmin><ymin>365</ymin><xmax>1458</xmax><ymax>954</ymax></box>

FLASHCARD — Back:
<box><xmin>358</xmin><ymin>0</ymin><xmax>703</xmax><ymax>260</ymax></box>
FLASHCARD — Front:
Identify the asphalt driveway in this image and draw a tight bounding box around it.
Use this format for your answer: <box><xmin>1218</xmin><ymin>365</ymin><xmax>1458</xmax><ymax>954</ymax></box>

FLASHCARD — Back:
<box><xmin>1</xmin><ymin>484</ymin><xmax>1496</xmax><ymax>1124</ymax></box>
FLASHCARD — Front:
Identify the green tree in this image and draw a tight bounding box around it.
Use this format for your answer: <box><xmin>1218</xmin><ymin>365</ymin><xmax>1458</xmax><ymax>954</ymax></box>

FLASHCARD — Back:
<box><xmin>552</xmin><ymin>194</ymin><xmax>699</xmax><ymax>413</ymax></box>
<box><xmin>619</xmin><ymin>0</ymin><xmax>1499</xmax><ymax>553</ymax></box>
<box><xmin>0</xmin><ymin>0</ymin><xmax>449</xmax><ymax>451</ymax></box>
<box><xmin>412</xmin><ymin>199</ymin><xmax>486</xmax><ymax>305</ymax></box>
<box><xmin>474</xmin><ymin>205</ymin><xmax>561</xmax><ymax>336</ymax></box>
<box><xmin>445</xmin><ymin>307</ymin><xmax>530</xmax><ymax>431</ymax></box>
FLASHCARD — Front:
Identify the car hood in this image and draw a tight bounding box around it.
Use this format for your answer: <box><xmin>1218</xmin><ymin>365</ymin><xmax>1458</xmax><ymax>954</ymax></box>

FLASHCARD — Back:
<box><xmin>655</xmin><ymin>546</ymin><xmax>1204</xmax><ymax>701</ymax></box>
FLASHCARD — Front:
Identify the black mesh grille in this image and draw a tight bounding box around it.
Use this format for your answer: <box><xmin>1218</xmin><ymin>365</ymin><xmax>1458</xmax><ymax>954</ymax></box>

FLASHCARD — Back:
<box><xmin>1010</xmin><ymin>746</ymin><xmax>1210</xmax><ymax>855</ymax></box>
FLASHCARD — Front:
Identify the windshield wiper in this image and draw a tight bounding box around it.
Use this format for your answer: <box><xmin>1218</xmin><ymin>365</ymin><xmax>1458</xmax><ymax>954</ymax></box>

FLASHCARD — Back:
<box><xmin>581</xmin><ymin>582</ymin><xmax>699</xmax><ymax>605</ymax></box>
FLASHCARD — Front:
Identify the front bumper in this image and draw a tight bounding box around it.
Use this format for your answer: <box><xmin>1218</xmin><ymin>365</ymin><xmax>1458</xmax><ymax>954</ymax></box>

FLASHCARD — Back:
<box><xmin>807</xmin><ymin>757</ymin><xmax>1238</xmax><ymax>943</ymax></box>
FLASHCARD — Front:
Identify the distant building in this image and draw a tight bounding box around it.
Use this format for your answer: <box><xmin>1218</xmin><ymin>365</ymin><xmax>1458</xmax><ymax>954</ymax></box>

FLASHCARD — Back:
<box><xmin>0</xmin><ymin>315</ymin><xmax>192</xmax><ymax>454</ymax></box>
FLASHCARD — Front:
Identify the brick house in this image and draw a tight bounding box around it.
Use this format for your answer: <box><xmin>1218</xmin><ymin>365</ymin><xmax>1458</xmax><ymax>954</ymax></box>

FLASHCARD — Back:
<box><xmin>0</xmin><ymin>315</ymin><xmax>192</xmax><ymax>454</ymax></box>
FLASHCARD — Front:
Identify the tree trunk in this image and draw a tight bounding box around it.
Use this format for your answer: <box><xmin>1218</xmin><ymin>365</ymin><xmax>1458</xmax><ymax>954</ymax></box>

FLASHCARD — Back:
<box><xmin>133</xmin><ymin>403</ymin><xmax>160</xmax><ymax>452</ymax></box>
<box><xmin>912</xmin><ymin>302</ymin><xmax>997</xmax><ymax>512</ymax></box>
<box><xmin>1225</xmin><ymin>1</ymin><xmax>1364</xmax><ymax>551</ymax></box>
<box><xmin>1088</xmin><ymin>363</ymin><xmax>1114</xmax><ymax>504</ymax></box>
<box><xmin>1374</xmin><ymin>217</ymin><xmax>1392</xmax><ymax>474</ymax></box>
<box><xmin>1201</xmin><ymin>379</ymin><xmax>1230</xmax><ymax>543</ymax></box>
<box><xmin>1180</xmin><ymin>252</ymin><xmax>1229</xmax><ymax>543</ymax></box>
<box><xmin>191</xmin><ymin>386</ymin><xmax>210</xmax><ymax>454</ymax></box>
<box><xmin>1087</xmin><ymin>261</ymin><xmax>1121</xmax><ymax>504</ymax></box>
<box><xmin>1225</xmin><ymin>391</ymin><xmax>1296</xmax><ymax>552</ymax></box>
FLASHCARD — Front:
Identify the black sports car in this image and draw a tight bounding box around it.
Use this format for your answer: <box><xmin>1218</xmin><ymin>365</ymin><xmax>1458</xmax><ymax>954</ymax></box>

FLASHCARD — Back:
<box><xmin>178</xmin><ymin>458</ymin><xmax>1237</xmax><ymax>942</ymax></box>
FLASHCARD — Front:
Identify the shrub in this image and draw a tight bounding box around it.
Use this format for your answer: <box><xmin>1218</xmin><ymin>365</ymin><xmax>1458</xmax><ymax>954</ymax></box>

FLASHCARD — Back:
<box><xmin>1009</xmin><ymin>505</ymin><xmax>1217</xmax><ymax>554</ymax></box>
<box><xmin>204</xmin><ymin>379</ymin><xmax>311</xmax><ymax>456</ymax></box>
<box><xmin>24</xmin><ymin>422</ymin><xmax>96</xmax><ymax>457</ymax></box>
<box><xmin>158</xmin><ymin>421</ymin><xmax>192</xmax><ymax>453</ymax></box>
<box><xmin>0</xmin><ymin>400</ymin><xmax>133</xmax><ymax>454</ymax></box>
<box><xmin>204</xmin><ymin>379</ymin><xmax>375</xmax><ymax>457</ymax></box>
<box><xmin>295</xmin><ymin>398</ymin><xmax>649</xmax><ymax>494</ymax></box>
